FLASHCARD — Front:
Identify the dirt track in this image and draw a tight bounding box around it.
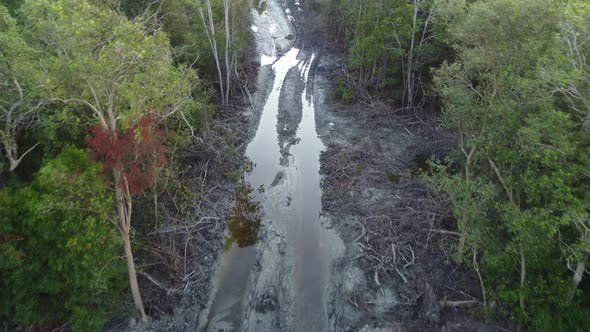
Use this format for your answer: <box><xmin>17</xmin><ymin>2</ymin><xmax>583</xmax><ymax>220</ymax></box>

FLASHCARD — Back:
<box><xmin>121</xmin><ymin>1</ymin><xmax>505</xmax><ymax>331</ymax></box>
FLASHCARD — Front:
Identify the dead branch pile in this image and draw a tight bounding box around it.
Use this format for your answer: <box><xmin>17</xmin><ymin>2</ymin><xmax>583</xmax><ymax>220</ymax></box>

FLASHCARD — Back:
<box><xmin>134</xmin><ymin>112</ymin><xmax>248</xmax><ymax>319</ymax></box>
<box><xmin>320</xmin><ymin>112</ymin><xmax>476</xmax><ymax>324</ymax></box>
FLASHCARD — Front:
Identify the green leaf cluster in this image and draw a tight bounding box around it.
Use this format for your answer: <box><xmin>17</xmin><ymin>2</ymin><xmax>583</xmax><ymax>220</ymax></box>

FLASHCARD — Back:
<box><xmin>0</xmin><ymin>146</ymin><xmax>126</xmax><ymax>331</ymax></box>
<box><xmin>427</xmin><ymin>0</ymin><xmax>590</xmax><ymax>328</ymax></box>
<box><xmin>0</xmin><ymin>0</ymin><xmax>218</xmax><ymax>327</ymax></box>
<box><xmin>325</xmin><ymin>0</ymin><xmax>452</xmax><ymax>100</ymax></box>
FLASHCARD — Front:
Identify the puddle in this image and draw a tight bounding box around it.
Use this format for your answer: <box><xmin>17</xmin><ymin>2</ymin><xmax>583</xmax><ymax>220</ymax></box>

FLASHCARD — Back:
<box><xmin>246</xmin><ymin>47</ymin><xmax>300</xmax><ymax>188</ymax></box>
<box><xmin>224</xmin><ymin>179</ymin><xmax>262</xmax><ymax>251</ymax></box>
<box><xmin>204</xmin><ymin>47</ymin><xmax>301</xmax><ymax>332</ymax></box>
<box><xmin>204</xmin><ymin>2</ymin><xmax>343</xmax><ymax>330</ymax></box>
<box><xmin>286</xmin><ymin>54</ymin><xmax>343</xmax><ymax>331</ymax></box>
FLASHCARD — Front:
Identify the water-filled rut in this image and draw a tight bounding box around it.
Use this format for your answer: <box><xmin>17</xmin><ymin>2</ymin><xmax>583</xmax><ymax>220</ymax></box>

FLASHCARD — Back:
<box><xmin>202</xmin><ymin>1</ymin><xmax>343</xmax><ymax>331</ymax></box>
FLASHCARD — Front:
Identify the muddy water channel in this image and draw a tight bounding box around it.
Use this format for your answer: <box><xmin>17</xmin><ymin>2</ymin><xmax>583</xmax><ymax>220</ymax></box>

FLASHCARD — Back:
<box><xmin>202</xmin><ymin>1</ymin><xmax>343</xmax><ymax>331</ymax></box>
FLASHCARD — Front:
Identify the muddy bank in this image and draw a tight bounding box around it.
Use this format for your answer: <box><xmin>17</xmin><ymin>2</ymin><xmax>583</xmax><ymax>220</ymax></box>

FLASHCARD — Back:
<box><xmin>296</xmin><ymin>3</ymin><xmax>503</xmax><ymax>332</ymax></box>
<box><xmin>111</xmin><ymin>106</ymin><xmax>261</xmax><ymax>332</ymax></box>
<box><xmin>112</xmin><ymin>14</ymin><xmax>283</xmax><ymax>332</ymax></box>
<box><xmin>313</xmin><ymin>56</ymin><xmax>487</xmax><ymax>330</ymax></box>
<box><xmin>111</xmin><ymin>1</ymin><xmax>304</xmax><ymax>331</ymax></box>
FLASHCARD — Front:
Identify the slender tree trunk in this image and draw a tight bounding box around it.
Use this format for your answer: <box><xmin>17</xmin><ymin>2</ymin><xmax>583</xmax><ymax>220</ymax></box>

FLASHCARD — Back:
<box><xmin>224</xmin><ymin>0</ymin><xmax>231</xmax><ymax>105</ymax></box>
<box><xmin>519</xmin><ymin>250</ymin><xmax>526</xmax><ymax>311</ymax></box>
<box><xmin>473</xmin><ymin>251</ymin><xmax>487</xmax><ymax>307</ymax></box>
<box><xmin>122</xmin><ymin>229</ymin><xmax>146</xmax><ymax>321</ymax></box>
<box><xmin>572</xmin><ymin>258</ymin><xmax>586</xmax><ymax>289</ymax></box>
<box><xmin>4</xmin><ymin>132</ymin><xmax>19</xmax><ymax>171</ymax></box>
<box><xmin>406</xmin><ymin>0</ymin><xmax>420</xmax><ymax>109</ymax></box>
<box><xmin>456</xmin><ymin>232</ymin><xmax>466</xmax><ymax>263</ymax></box>
<box><xmin>571</xmin><ymin>231</ymin><xmax>588</xmax><ymax>290</ymax></box>
<box><xmin>115</xmin><ymin>171</ymin><xmax>147</xmax><ymax>322</ymax></box>
<box><xmin>197</xmin><ymin>0</ymin><xmax>226</xmax><ymax>105</ymax></box>
<box><xmin>2</xmin><ymin>101</ymin><xmax>41</xmax><ymax>172</ymax></box>
<box><xmin>4</xmin><ymin>140</ymin><xmax>40</xmax><ymax>172</ymax></box>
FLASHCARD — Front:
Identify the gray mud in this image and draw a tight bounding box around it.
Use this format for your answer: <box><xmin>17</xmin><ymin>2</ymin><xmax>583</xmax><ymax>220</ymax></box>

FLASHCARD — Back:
<box><xmin>121</xmin><ymin>0</ymin><xmax>502</xmax><ymax>331</ymax></box>
<box><xmin>277</xmin><ymin>66</ymin><xmax>303</xmax><ymax>158</ymax></box>
<box><xmin>250</xmin><ymin>0</ymin><xmax>295</xmax><ymax>57</ymax></box>
<box><xmin>311</xmin><ymin>28</ymin><xmax>501</xmax><ymax>332</ymax></box>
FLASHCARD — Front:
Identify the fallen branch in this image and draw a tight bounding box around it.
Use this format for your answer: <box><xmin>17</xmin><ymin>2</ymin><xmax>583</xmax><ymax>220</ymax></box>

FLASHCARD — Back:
<box><xmin>395</xmin><ymin>267</ymin><xmax>409</xmax><ymax>284</ymax></box>
<box><xmin>422</xmin><ymin>228</ymin><xmax>460</xmax><ymax>236</ymax></box>
<box><xmin>149</xmin><ymin>216</ymin><xmax>219</xmax><ymax>235</ymax></box>
<box><xmin>403</xmin><ymin>244</ymin><xmax>415</xmax><ymax>269</ymax></box>
<box><xmin>347</xmin><ymin>295</ymin><xmax>359</xmax><ymax>309</ymax></box>
<box><xmin>440</xmin><ymin>299</ymin><xmax>478</xmax><ymax>307</ymax></box>
<box><xmin>140</xmin><ymin>272</ymin><xmax>181</xmax><ymax>296</ymax></box>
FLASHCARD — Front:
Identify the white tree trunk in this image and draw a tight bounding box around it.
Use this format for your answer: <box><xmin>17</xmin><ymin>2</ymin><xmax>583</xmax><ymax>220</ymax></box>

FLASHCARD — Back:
<box><xmin>405</xmin><ymin>0</ymin><xmax>419</xmax><ymax>109</ymax></box>
<box><xmin>224</xmin><ymin>0</ymin><xmax>231</xmax><ymax>105</ymax></box>
<box><xmin>572</xmin><ymin>230</ymin><xmax>589</xmax><ymax>289</ymax></box>
<box><xmin>1</xmin><ymin>78</ymin><xmax>42</xmax><ymax>172</ymax></box>
<box><xmin>115</xmin><ymin>170</ymin><xmax>147</xmax><ymax>322</ymax></box>
<box><xmin>197</xmin><ymin>0</ymin><xmax>227</xmax><ymax>105</ymax></box>
<box><xmin>519</xmin><ymin>250</ymin><xmax>526</xmax><ymax>311</ymax></box>
<box><xmin>572</xmin><ymin>259</ymin><xmax>586</xmax><ymax>289</ymax></box>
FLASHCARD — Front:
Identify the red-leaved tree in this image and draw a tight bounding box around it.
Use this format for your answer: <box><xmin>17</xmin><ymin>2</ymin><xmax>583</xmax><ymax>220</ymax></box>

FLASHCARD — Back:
<box><xmin>86</xmin><ymin>115</ymin><xmax>167</xmax><ymax>320</ymax></box>
<box><xmin>87</xmin><ymin>115</ymin><xmax>167</xmax><ymax>195</ymax></box>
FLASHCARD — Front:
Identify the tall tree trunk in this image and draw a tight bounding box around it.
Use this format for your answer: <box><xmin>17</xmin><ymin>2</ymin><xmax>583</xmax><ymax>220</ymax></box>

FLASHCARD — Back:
<box><xmin>115</xmin><ymin>170</ymin><xmax>147</xmax><ymax>322</ymax></box>
<box><xmin>224</xmin><ymin>0</ymin><xmax>231</xmax><ymax>105</ymax></box>
<box><xmin>153</xmin><ymin>185</ymin><xmax>159</xmax><ymax>228</ymax></box>
<box><xmin>519</xmin><ymin>250</ymin><xmax>526</xmax><ymax>311</ymax></box>
<box><xmin>572</xmin><ymin>259</ymin><xmax>586</xmax><ymax>289</ymax></box>
<box><xmin>406</xmin><ymin>0</ymin><xmax>420</xmax><ymax>109</ymax></box>
<box><xmin>572</xmin><ymin>230</ymin><xmax>588</xmax><ymax>290</ymax></box>
<box><xmin>122</xmin><ymin>229</ymin><xmax>146</xmax><ymax>321</ymax></box>
<box><xmin>197</xmin><ymin>0</ymin><xmax>226</xmax><ymax>105</ymax></box>
<box><xmin>459</xmin><ymin>135</ymin><xmax>478</xmax><ymax>182</ymax></box>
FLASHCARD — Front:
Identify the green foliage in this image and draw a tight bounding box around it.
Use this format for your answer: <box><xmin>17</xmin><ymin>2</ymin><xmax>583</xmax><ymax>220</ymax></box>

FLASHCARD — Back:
<box><xmin>334</xmin><ymin>80</ymin><xmax>354</xmax><ymax>104</ymax></box>
<box><xmin>253</xmin><ymin>0</ymin><xmax>268</xmax><ymax>15</ymax></box>
<box><xmin>423</xmin><ymin>159</ymin><xmax>499</xmax><ymax>261</ymax></box>
<box><xmin>20</xmin><ymin>0</ymin><xmax>206</xmax><ymax>131</ymax></box>
<box><xmin>0</xmin><ymin>3</ymin><xmax>48</xmax><ymax>172</ymax></box>
<box><xmin>0</xmin><ymin>146</ymin><xmax>125</xmax><ymax>331</ymax></box>
<box><xmin>0</xmin><ymin>0</ymin><xmax>242</xmax><ymax>327</ymax></box>
<box><xmin>325</xmin><ymin>0</ymin><xmax>452</xmax><ymax>102</ymax></box>
<box><xmin>0</xmin><ymin>0</ymin><xmax>20</xmax><ymax>14</ymax></box>
<box><xmin>427</xmin><ymin>0</ymin><xmax>590</xmax><ymax>328</ymax></box>
<box><xmin>113</xmin><ymin>0</ymin><xmax>253</xmax><ymax>98</ymax></box>
<box><xmin>326</xmin><ymin>0</ymin><xmax>408</xmax><ymax>91</ymax></box>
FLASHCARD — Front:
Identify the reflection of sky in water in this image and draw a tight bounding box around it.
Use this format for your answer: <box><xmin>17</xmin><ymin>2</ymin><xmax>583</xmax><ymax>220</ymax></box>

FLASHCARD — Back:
<box><xmin>246</xmin><ymin>48</ymin><xmax>300</xmax><ymax>189</ymax></box>
<box><xmin>205</xmin><ymin>46</ymin><xmax>302</xmax><ymax>332</ymax></box>
<box><xmin>260</xmin><ymin>54</ymin><xmax>276</xmax><ymax>66</ymax></box>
